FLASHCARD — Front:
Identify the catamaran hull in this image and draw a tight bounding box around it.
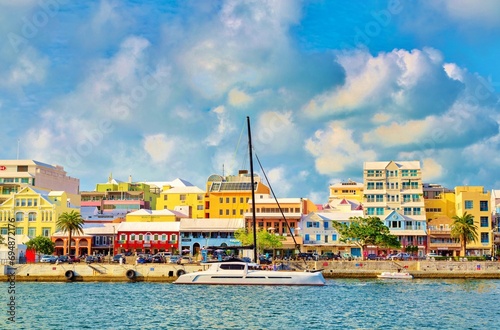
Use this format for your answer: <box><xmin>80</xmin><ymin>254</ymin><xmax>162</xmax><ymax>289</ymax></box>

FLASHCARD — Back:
<box><xmin>175</xmin><ymin>270</ymin><xmax>326</xmax><ymax>286</ymax></box>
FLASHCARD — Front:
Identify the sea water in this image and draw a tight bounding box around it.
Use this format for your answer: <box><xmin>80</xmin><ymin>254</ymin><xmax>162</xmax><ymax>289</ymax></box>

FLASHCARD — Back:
<box><xmin>1</xmin><ymin>279</ymin><xmax>500</xmax><ymax>329</ymax></box>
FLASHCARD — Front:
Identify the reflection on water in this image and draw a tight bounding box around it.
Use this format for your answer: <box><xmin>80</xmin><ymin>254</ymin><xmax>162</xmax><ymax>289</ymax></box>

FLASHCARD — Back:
<box><xmin>1</xmin><ymin>279</ymin><xmax>500</xmax><ymax>329</ymax></box>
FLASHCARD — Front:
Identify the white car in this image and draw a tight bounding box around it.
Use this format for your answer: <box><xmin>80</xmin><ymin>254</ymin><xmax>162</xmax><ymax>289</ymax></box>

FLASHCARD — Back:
<box><xmin>426</xmin><ymin>253</ymin><xmax>440</xmax><ymax>259</ymax></box>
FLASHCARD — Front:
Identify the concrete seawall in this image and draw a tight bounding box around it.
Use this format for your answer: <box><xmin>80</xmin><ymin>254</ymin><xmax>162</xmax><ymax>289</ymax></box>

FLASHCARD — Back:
<box><xmin>2</xmin><ymin>260</ymin><xmax>500</xmax><ymax>282</ymax></box>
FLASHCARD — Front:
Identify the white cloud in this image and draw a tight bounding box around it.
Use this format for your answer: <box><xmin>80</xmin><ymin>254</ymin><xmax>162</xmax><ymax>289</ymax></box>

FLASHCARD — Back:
<box><xmin>143</xmin><ymin>134</ymin><xmax>175</xmax><ymax>164</ymax></box>
<box><xmin>205</xmin><ymin>105</ymin><xmax>235</xmax><ymax>147</ymax></box>
<box><xmin>228</xmin><ymin>88</ymin><xmax>252</xmax><ymax>107</ymax></box>
<box><xmin>254</xmin><ymin>111</ymin><xmax>298</xmax><ymax>155</ymax></box>
<box><xmin>266</xmin><ymin>166</ymin><xmax>292</xmax><ymax>197</ymax></box>
<box><xmin>305</xmin><ymin>122</ymin><xmax>377</xmax><ymax>174</ymax></box>
<box><xmin>421</xmin><ymin>158</ymin><xmax>444</xmax><ymax>182</ymax></box>
<box><xmin>437</xmin><ymin>0</ymin><xmax>500</xmax><ymax>27</ymax></box>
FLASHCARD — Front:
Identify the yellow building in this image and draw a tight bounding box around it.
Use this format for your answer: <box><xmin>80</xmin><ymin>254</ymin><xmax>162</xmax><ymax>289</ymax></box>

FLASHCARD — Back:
<box><xmin>328</xmin><ymin>180</ymin><xmax>364</xmax><ymax>203</ymax></box>
<box><xmin>204</xmin><ymin>170</ymin><xmax>271</xmax><ymax>219</ymax></box>
<box><xmin>423</xmin><ymin>184</ymin><xmax>459</xmax><ymax>256</ymax></box>
<box><xmin>156</xmin><ymin>185</ymin><xmax>205</xmax><ymax>219</ymax></box>
<box><xmin>455</xmin><ymin>186</ymin><xmax>492</xmax><ymax>256</ymax></box>
<box><xmin>125</xmin><ymin>209</ymin><xmax>184</xmax><ymax>222</ymax></box>
<box><xmin>0</xmin><ymin>186</ymin><xmax>79</xmax><ymax>239</ymax></box>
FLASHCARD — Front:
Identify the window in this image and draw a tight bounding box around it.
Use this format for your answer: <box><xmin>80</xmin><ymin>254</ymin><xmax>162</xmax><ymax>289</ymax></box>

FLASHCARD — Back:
<box><xmin>16</xmin><ymin>212</ymin><xmax>23</xmax><ymax>222</ymax></box>
<box><xmin>1</xmin><ymin>228</ymin><xmax>7</xmax><ymax>235</ymax></box>
<box><xmin>376</xmin><ymin>208</ymin><xmax>384</xmax><ymax>215</ymax></box>
<box><xmin>232</xmin><ymin>197</ymin><xmax>236</xmax><ymax>203</ymax></box>
<box><xmin>197</xmin><ymin>205</ymin><xmax>203</xmax><ymax>210</ymax></box>
<box><xmin>480</xmin><ymin>201</ymin><xmax>488</xmax><ymax>211</ymax></box>
<box><xmin>306</xmin><ymin>222</ymin><xmax>312</xmax><ymax>228</ymax></box>
<box><xmin>28</xmin><ymin>227</ymin><xmax>36</xmax><ymax>238</ymax></box>
<box><xmin>225</xmin><ymin>209</ymin><xmax>229</xmax><ymax>215</ymax></box>
<box><xmin>131</xmin><ymin>234</ymin><xmax>136</xmax><ymax>241</ymax></box>
<box><xmin>42</xmin><ymin>228</ymin><xmax>50</xmax><ymax>237</ymax></box>
<box><xmin>226</xmin><ymin>198</ymin><xmax>229</xmax><ymax>203</ymax></box>
<box><xmin>16</xmin><ymin>228</ymin><xmax>23</xmax><ymax>235</ymax></box>
<box><xmin>480</xmin><ymin>217</ymin><xmax>489</xmax><ymax>227</ymax></box>
<box><xmin>324</xmin><ymin>222</ymin><xmax>329</xmax><ymax>229</ymax></box>
<box><xmin>481</xmin><ymin>232</ymin><xmax>489</xmax><ymax>243</ymax></box>
<box><xmin>366</xmin><ymin>208</ymin><xmax>375</xmax><ymax>215</ymax></box>
<box><xmin>163</xmin><ymin>195</ymin><xmax>168</xmax><ymax>201</ymax></box>
<box><xmin>138</xmin><ymin>234</ymin><xmax>143</xmax><ymax>241</ymax></box>
<box><xmin>367</xmin><ymin>182</ymin><xmax>374</xmax><ymax>190</ymax></box>
<box><xmin>17</xmin><ymin>165</ymin><xmax>28</xmax><ymax>172</ymax></box>
<box><xmin>316</xmin><ymin>234</ymin><xmax>321</xmax><ymax>242</ymax></box>
<box><xmin>28</xmin><ymin>212</ymin><xmax>36</xmax><ymax>221</ymax></box>
<box><xmin>219</xmin><ymin>209</ymin><xmax>223</xmax><ymax>215</ymax></box>
<box><xmin>375</xmin><ymin>182</ymin><xmax>383</xmax><ymax>190</ymax></box>
<box><xmin>305</xmin><ymin>234</ymin><xmax>310</xmax><ymax>241</ymax></box>
<box><xmin>465</xmin><ymin>200</ymin><xmax>473</xmax><ymax>209</ymax></box>
<box><xmin>219</xmin><ymin>197</ymin><xmax>223</xmax><ymax>203</ymax></box>
<box><xmin>27</xmin><ymin>199</ymin><xmax>32</xmax><ymax>206</ymax></box>
<box><xmin>154</xmin><ymin>234</ymin><xmax>159</xmax><ymax>241</ymax></box>
<box><xmin>197</xmin><ymin>194</ymin><xmax>203</xmax><ymax>201</ymax></box>
<box><xmin>120</xmin><ymin>234</ymin><xmax>126</xmax><ymax>241</ymax></box>
<box><xmin>161</xmin><ymin>234</ymin><xmax>166</xmax><ymax>241</ymax></box>
<box><xmin>180</xmin><ymin>194</ymin><xmax>186</xmax><ymax>201</ymax></box>
<box><xmin>21</xmin><ymin>199</ymin><xmax>26</xmax><ymax>206</ymax></box>
<box><xmin>171</xmin><ymin>234</ymin><xmax>177</xmax><ymax>242</ymax></box>
<box><xmin>332</xmin><ymin>234</ymin><xmax>337</xmax><ymax>241</ymax></box>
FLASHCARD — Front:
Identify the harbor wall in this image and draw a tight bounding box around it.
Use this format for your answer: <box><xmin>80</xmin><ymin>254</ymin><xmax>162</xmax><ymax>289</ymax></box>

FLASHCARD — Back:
<box><xmin>2</xmin><ymin>260</ymin><xmax>500</xmax><ymax>282</ymax></box>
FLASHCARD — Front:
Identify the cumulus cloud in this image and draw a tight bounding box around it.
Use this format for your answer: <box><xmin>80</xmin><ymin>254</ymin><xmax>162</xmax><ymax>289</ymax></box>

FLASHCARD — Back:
<box><xmin>228</xmin><ymin>88</ymin><xmax>252</xmax><ymax>107</ymax></box>
<box><xmin>305</xmin><ymin>122</ymin><xmax>377</xmax><ymax>175</ymax></box>
<box><xmin>432</xmin><ymin>0</ymin><xmax>500</xmax><ymax>27</ymax></box>
<box><xmin>303</xmin><ymin>48</ymin><xmax>460</xmax><ymax>119</ymax></box>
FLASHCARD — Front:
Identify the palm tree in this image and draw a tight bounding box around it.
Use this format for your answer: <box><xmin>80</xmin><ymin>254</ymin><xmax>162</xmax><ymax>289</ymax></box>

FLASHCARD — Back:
<box><xmin>451</xmin><ymin>212</ymin><xmax>478</xmax><ymax>257</ymax></box>
<box><xmin>56</xmin><ymin>210</ymin><xmax>84</xmax><ymax>255</ymax></box>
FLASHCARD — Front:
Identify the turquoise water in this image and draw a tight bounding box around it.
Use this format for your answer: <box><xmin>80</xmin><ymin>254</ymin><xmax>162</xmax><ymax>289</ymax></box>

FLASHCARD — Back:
<box><xmin>2</xmin><ymin>279</ymin><xmax>500</xmax><ymax>329</ymax></box>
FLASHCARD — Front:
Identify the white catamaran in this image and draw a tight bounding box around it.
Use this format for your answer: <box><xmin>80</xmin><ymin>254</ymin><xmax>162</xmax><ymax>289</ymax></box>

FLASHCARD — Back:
<box><xmin>175</xmin><ymin>117</ymin><xmax>326</xmax><ymax>286</ymax></box>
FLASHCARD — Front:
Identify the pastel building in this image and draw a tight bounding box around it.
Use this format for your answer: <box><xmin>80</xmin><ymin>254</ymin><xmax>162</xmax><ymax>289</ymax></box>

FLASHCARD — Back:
<box><xmin>0</xmin><ymin>159</ymin><xmax>80</xmax><ymax>205</ymax></box>
<box><xmin>492</xmin><ymin>190</ymin><xmax>500</xmax><ymax>253</ymax></box>
<box><xmin>81</xmin><ymin>175</ymin><xmax>160</xmax><ymax>213</ymax></box>
<box><xmin>115</xmin><ymin>222</ymin><xmax>180</xmax><ymax>255</ymax></box>
<box><xmin>455</xmin><ymin>186</ymin><xmax>492</xmax><ymax>256</ymax></box>
<box><xmin>245</xmin><ymin>195</ymin><xmax>316</xmax><ymax>256</ymax></box>
<box><xmin>179</xmin><ymin>218</ymin><xmax>245</xmax><ymax>256</ymax></box>
<box><xmin>301</xmin><ymin>198</ymin><xmax>364</xmax><ymax>256</ymax></box>
<box><xmin>328</xmin><ymin>180</ymin><xmax>364</xmax><ymax>203</ymax></box>
<box><xmin>423</xmin><ymin>184</ymin><xmax>459</xmax><ymax>256</ymax></box>
<box><xmin>363</xmin><ymin>161</ymin><xmax>427</xmax><ymax>256</ymax></box>
<box><xmin>156</xmin><ymin>180</ymin><xmax>205</xmax><ymax>219</ymax></box>
<box><xmin>0</xmin><ymin>186</ymin><xmax>79</xmax><ymax>239</ymax></box>
<box><xmin>51</xmin><ymin>223</ymin><xmax>117</xmax><ymax>256</ymax></box>
<box><xmin>204</xmin><ymin>170</ymin><xmax>271</xmax><ymax>219</ymax></box>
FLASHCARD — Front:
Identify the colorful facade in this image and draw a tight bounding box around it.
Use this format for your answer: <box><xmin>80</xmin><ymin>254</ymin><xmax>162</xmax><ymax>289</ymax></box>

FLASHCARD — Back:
<box><xmin>0</xmin><ymin>186</ymin><xmax>79</xmax><ymax>239</ymax></box>
<box><xmin>423</xmin><ymin>184</ymin><xmax>459</xmax><ymax>256</ymax></box>
<box><xmin>0</xmin><ymin>159</ymin><xmax>80</xmax><ymax>205</ymax></box>
<box><xmin>81</xmin><ymin>176</ymin><xmax>160</xmax><ymax>212</ymax></box>
<box><xmin>204</xmin><ymin>170</ymin><xmax>271</xmax><ymax>219</ymax></box>
<box><xmin>455</xmin><ymin>186</ymin><xmax>492</xmax><ymax>256</ymax></box>
<box><xmin>115</xmin><ymin>222</ymin><xmax>180</xmax><ymax>255</ymax></box>
<box><xmin>156</xmin><ymin>184</ymin><xmax>205</xmax><ymax>219</ymax></box>
<box><xmin>363</xmin><ymin>161</ymin><xmax>427</xmax><ymax>256</ymax></box>
<box><xmin>329</xmin><ymin>180</ymin><xmax>364</xmax><ymax>203</ymax></box>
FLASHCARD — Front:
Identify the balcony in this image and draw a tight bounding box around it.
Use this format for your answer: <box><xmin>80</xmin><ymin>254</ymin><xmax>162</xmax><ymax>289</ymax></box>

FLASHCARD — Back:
<box><xmin>428</xmin><ymin>242</ymin><xmax>461</xmax><ymax>248</ymax></box>
<box><xmin>428</xmin><ymin>229</ymin><xmax>451</xmax><ymax>235</ymax></box>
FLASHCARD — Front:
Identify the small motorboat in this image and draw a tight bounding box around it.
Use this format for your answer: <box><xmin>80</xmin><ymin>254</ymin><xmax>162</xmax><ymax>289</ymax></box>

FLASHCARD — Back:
<box><xmin>377</xmin><ymin>271</ymin><xmax>413</xmax><ymax>279</ymax></box>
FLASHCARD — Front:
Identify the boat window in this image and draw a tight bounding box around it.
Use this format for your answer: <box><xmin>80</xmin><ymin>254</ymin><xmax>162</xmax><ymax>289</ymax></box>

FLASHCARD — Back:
<box><xmin>220</xmin><ymin>264</ymin><xmax>245</xmax><ymax>270</ymax></box>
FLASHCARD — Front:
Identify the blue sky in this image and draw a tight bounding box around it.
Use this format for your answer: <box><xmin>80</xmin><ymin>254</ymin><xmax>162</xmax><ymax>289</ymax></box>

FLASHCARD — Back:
<box><xmin>1</xmin><ymin>0</ymin><xmax>499</xmax><ymax>203</ymax></box>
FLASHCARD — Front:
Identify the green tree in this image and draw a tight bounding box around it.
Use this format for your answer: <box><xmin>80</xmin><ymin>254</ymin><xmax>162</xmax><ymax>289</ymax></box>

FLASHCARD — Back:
<box><xmin>332</xmin><ymin>216</ymin><xmax>401</xmax><ymax>259</ymax></box>
<box><xmin>56</xmin><ymin>210</ymin><xmax>84</xmax><ymax>255</ymax></box>
<box><xmin>234</xmin><ymin>228</ymin><xmax>284</xmax><ymax>255</ymax></box>
<box><xmin>451</xmin><ymin>212</ymin><xmax>478</xmax><ymax>257</ymax></box>
<box><xmin>26</xmin><ymin>236</ymin><xmax>55</xmax><ymax>257</ymax></box>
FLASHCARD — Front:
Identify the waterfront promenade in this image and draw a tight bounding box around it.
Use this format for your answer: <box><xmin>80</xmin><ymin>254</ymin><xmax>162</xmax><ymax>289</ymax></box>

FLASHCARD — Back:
<box><xmin>3</xmin><ymin>260</ymin><xmax>500</xmax><ymax>282</ymax></box>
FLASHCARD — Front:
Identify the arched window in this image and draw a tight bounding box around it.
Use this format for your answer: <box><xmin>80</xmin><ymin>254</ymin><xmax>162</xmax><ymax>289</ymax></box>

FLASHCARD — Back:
<box><xmin>29</xmin><ymin>212</ymin><xmax>37</xmax><ymax>222</ymax></box>
<box><xmin>16</xmin><ymin>212</ymin><xmax>24</xmax><ymax>222</ymax></box>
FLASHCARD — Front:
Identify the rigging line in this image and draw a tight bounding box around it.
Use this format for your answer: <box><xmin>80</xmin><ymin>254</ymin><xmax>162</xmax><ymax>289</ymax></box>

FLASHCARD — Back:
<box><xmin>229</xmin><ymin>119</ymin><xmax>247</xmax><ymax>175</ymax></box>
<box><xmin>254</xmin><ymin>152</ymin><xmax>304</xmax><ymax>263</ymax></box>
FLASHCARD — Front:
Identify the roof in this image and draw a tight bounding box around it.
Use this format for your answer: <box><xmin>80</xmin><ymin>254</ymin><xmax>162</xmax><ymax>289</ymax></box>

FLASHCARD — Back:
<box><xmin>127</xmin><ymin>209</ymin><xmax>179</xmax><ymax>216</ymax></box>
<box><xmin>305</xmin><ymin>211</ymin><xmax>364</xmax><ymax>221</ymax></box>
<box><xmin>163</xmin><ymin>186</ymin><xmax>204</xmax><ymax>194</ymax></box>
<box><xmin>117</xmin><ymin>222</ymin><xmax>180</xmax><ymax>232</ymax></box>
<box><xmin>364</xmin><ymin>161</ymin><xmax>421</xmax><ymax>170</ymax></box>
<box><xmin>329</xmin><ymin>180</ymin><xmax>364</xmax><ymax>188</ymax></box>
<box><xmin>180</xmin><ymin>218</ymin><xmax>245</xmax><ymax>231</ymax></box>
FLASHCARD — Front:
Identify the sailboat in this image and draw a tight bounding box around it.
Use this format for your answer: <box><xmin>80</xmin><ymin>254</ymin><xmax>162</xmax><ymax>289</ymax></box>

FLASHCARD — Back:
<box><xmin>174</xmin><ymin>117</ymin><xmax>326</xmax><ymax>286</ymax></box>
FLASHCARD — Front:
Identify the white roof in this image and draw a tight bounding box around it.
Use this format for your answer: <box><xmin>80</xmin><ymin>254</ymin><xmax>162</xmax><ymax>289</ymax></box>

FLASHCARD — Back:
<box><xmin>117</xmin><ymin>222</ymin><xmax>180</xmax><ymax>232</ymax></box>
<box><xmin>180</xmin><ymin>218</ymin><xmax>245</xmax><ymax>231</ymax></box>
<box><xmin>305</xmin><ymin>211</ymin><xmax>364</xmax><ymax>221</ymax></box>
<box><xmin>364</xmin><ymin>161</ymin><xmax>421</xmax><ymax>170</ymax></box>
<box><xmin>163</xmin><ymin>186</ymin><xmax>204</xmax><ymax>194</ymax></box>
<box><xmin>329</xmin><ymin>180</ymin><xmax>363</xmax><ymax>188</ymax></box>
<box><xmin>127</xmin><ymin>209</ymin><xmax>178</xmax><ymax>216</ymax></box>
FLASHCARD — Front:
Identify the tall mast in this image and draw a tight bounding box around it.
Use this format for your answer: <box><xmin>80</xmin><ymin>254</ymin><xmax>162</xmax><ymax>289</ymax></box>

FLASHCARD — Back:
<box><xmin>247</xmin><ymin>116</ymin><xmax>258</xmax><ymax>263</ymax></box>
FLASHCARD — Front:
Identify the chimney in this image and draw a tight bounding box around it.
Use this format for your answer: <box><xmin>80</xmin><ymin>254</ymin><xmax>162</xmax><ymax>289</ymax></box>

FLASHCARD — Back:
<box><xmin>128</xmin><ymin>175</ymin><xmax>132</xmax><ymax>183</ymax></box>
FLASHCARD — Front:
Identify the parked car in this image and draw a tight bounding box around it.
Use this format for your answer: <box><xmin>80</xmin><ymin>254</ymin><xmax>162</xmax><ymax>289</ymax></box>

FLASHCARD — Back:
<box><xmin>388</xmin><ymin>253</ymin><xmax>411</xmax><ymax>261</ymax></box>
<box><xmin>320</xmin><ymin>252</ymin><xmax>336</xmax><ymax>260</ymax></box>
<box><xmin>366</xmin><ymin>254</ymin><xmax>380</xmax><ymax>260</ymax></box>
<box><xmin>136</xmin><ymin>256</ymin><xmax>148</xmax><ymax>264</ymax></box>
<box><xmin>69</xmin><ymin>255</ymin><xmax>80</xmax><ymax>263</ymax></box>
<box><xmin>85</xmin><ymin>256</ymin><xmax>99</xmax><ymax>263</ymax></box>
<box><xmin>177</xmin><ymin>256</ymin><xmax>193</xmax><ymax>265</ymax></box>
<box><xmin>112</xmin><ymin>254</ymin><xmax>126</xmax><ymax>263</ymax></box>
<box><xmin>151</xmin><ymin>255</ymin><xmax>164</xmax><ymax>263</ymax></box>
<box><xmin>483</xmin><ymin>255</ymin><xmax>498</xmax><ymax>261</ymax></box>
<box><xmin>56</xmin><ymin>255</ymin><xmax>70</xmax><ymax>263</ymax></box>
<box><xmin>40</xmin><ymin>255</ymin><xmax>57</xmax><ymax>263</ymax></box>
<box><xmin>258</xmin><ymin>256</ymin><xmax>272</xmax><ymax>265</ymax></box>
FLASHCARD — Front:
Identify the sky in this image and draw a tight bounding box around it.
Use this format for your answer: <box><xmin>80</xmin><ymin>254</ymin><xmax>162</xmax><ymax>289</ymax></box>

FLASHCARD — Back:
<box><xmin>0</xmin><ymin>0</ymin><xmax>499</xmax><ymax>203</ymax></box>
